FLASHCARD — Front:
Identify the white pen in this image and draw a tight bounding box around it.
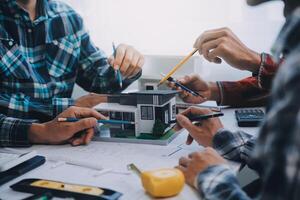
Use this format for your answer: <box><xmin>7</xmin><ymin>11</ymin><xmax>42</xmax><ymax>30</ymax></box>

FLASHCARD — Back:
<box><xmin>65</xmin><ymin>160</ymin><xmax>103</xmax><ymax>171</ymax></box>
<box><xmin>47</xmin><ymin>157</ymin><xmax>103</xmax><ymax>171</ymax></box>
<box><xmin>93</xmin><ymin>169</ymin><xmax>131</xmax><ymax>177</ymax></box>
<box><xmin>50</xmin><ymin>161</ymin><xmax>65</xmax><ymax>169</ymax></box>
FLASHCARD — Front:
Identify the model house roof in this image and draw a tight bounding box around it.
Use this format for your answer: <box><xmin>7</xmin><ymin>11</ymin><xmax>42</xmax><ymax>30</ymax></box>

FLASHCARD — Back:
<box><xmin>130</xmin><ymin>90</ymin><xmax>178</xmax><ymax>96</ymax></box>
<box><xmin>132</xmin><ymin>90</ymin><xmax>177</xmax><ymax>106</ymax></box>
<box><xmin>106</xmin><ymin>90</ymin><xmax>178</xmax><ymax>106</ymax></box>
<box><xmin>94</xmin><ymin>103</ymin><xmax>137</xmax><ymax>112</ymax></box>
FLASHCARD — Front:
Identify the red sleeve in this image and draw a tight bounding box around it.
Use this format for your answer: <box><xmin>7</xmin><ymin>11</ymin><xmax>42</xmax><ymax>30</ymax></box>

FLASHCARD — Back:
<box><xmin>218</xmin><ymin>77</ymin><xmax>270</xmax><ymax>107</ymax></box>
<box><xmin>218</xmin><ymin>53</ymin><xmax>280</xmax><ymax>107</ymax></box>
<box><xmin>258</xmin><ymin>53</ymin><xmax>280</xmax><ymax>90</ymax></box>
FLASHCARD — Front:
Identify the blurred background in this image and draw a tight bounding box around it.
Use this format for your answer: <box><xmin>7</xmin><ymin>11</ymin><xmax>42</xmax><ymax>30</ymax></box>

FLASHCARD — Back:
<box><xmin>62</xmin><ymin>0</ymin><xmax>285</xmax><ymax>96</ymax></box>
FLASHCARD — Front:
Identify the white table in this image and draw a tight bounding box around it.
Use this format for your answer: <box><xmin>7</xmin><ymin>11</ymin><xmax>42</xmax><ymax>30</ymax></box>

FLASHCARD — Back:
<box><xmin>0</xmin><ymin>108</ymin><xmax>260</xmax><ymax>200</ymax></box>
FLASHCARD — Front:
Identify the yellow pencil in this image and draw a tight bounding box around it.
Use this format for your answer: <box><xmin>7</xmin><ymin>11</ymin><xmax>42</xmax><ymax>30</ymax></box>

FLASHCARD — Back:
<box><xmin>158</xmin><ymin>48</ymin><xmax>198</xmax><ymax>86</ymax></box>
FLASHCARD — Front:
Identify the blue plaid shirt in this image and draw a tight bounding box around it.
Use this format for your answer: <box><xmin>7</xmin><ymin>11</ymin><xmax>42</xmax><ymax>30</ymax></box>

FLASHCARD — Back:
<box><xmin>0</xmin><ymin>0</ymin><xmax>141</xmax><ymax>147</ymax></box>
<box><xmin>196</xmin><ymin>8</ymin><xmax>300</xmax><ymax>200</ymax></box>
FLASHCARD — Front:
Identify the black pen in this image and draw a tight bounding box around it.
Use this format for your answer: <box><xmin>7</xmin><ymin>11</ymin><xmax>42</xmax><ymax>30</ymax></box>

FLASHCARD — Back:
<box><xmin>161</xmin><ymin>73</ymin><xmax>205</xmax><ymax>99</ymax></box>
<box><xmin>168</xmin><ymin>112</ymin><xmax>224</xmax><ymax>124</ymax></box>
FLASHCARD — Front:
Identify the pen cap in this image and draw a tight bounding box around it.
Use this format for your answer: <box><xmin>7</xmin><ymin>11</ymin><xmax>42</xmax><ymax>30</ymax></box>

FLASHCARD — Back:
<box><xmin>141</xmin><ymin>168</ymin><xmax>185</xmax><ymax>198</ymax></box>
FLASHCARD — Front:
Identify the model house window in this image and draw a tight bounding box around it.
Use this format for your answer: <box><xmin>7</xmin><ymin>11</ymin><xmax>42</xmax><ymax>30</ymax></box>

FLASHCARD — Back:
<box><xmin>123</xmin><ymin>113</ymin><xmax>135</xmax><ymax>130</ymax></box>
<box><xmin>165</xmin><ymin>110</ymin><xmax>169</xmax><ymax>124</ymax></box>
<box><xmin>110</xmin><ymin>112</ymin><xmax>122</xmax><ymax>120</ymax></box>
<box><xmin>172</xmin><ymin>105</ymin><xmax>176</xmax><ymax>118</ymax></box>
<box><xmin>141</xmin><ymin>106</ymin><xmax>153</xmax><ymax>120</ymax></box>
<box><xmin>123</xmin><ymin>112</ymin><xmax>135</xmax><ymax>122</ymax></box>
<box><xmin>146</xmin><ymin>85</ymin><xmax>154</xmax><ymax>90</ymax></box>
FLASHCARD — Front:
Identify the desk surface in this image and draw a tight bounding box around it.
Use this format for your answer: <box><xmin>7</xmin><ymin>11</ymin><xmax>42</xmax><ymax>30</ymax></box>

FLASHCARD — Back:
<box><xmin>0</xmin><ymin>108</ymin><xmax>259</xmax><ymax>200</ymax></box>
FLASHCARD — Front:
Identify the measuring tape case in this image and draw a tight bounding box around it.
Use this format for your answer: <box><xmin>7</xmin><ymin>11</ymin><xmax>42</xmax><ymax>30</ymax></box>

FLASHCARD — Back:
<box><xmin>10</xmin><ymin>178</ymin><xmax>122</xmax><ymax>200</ymax></box>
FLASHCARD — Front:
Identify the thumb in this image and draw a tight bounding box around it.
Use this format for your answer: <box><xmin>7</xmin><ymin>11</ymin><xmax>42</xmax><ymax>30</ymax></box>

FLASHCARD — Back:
<box><xmin>72</xmin><ymin>118</ymin><xmax>97</xmax><ymax>134</ymax></box>
<box><xmin>186</xmin><ymin>135</ymin><xmax>194</xmax><ymax>145</ymax></box>
<box><xmin>213</xmin><ymin>57</ymin><xmax>222</xmax><ymax>64</ymax></box>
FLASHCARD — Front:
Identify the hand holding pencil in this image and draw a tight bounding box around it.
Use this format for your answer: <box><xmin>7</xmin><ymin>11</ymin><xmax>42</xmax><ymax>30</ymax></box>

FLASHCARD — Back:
<box><xmin>174</xmin><ymin>107</ymin><xmax>224</xmax><ymax>147</ymax></box>
<box><xmin>28</xmin><ymin>107</ymin><xmax>105</xmax><ymax>146</ymax></box>
<box><xmin>158</xmin><ymin>48</ymin><xmax>198</xmax><ymax>86</ymax></box>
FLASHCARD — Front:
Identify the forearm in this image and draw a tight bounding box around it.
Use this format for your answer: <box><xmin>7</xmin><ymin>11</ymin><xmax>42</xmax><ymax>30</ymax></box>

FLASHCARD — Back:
<box><xmin>197</xmin><ymin>165</ymin><xmax>251</xmax><ymax>200</ymax></box>
<box><xmin>195</xmin><ymin>128</ymin><xmax>259</xmax><ymax>200</ymax></box>
<box><xmin>207</xmin><ymin>79</ymin><xmax>269</xmax><ymax>107</ymax></box>
<box><xmin>213</xmin><ymin>129</ymin><xmax>254</xmax><ymax>163</ymax></box>
<box><xmin>207</xmin><ymin>82</ymin><xmax>222</xmax><ymax>103</ymax></box>
<box><xmin>0</xmin><ymin>94</ymin><xmax>74</xmax><ymax>122</ymax></box>
<box><xmin>217</xmin><ymin>77</ymin><xmax>270</xmax><ymax>107</ymax></box>
<box><xmin>27</xmin><ymin>123</ymin><xmax>47</xmax><ymax>144</ymax></box>
<box><xmin>241</xmin><ymin>49</ymin><xmax>261</xmax><ymax>73</ymax></box>
<box><xmin>210</xmin><ymin>53</ymin><xmax>277</xmax><ymax>107</ymax></box>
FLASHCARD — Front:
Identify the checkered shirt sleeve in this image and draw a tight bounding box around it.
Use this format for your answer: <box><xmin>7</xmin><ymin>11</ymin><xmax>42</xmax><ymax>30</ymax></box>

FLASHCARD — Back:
<box><xmin>0</xmin><ymin>113</ymin><xmax>33</xmax><ymax>147</ymax></box>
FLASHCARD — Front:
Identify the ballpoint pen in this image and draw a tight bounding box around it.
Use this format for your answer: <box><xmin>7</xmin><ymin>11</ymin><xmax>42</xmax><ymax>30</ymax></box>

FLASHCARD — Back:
<box><xmin>58</xmin><ymin>118</ymin><xmax>135</xmax><ymax>125</ymax></box>
<box><xmin>168</xmin><ymin>112</ymin><xmax>224</xmax><ymax>124</ymax></box>
<box><xmin>112</xmin><ymin>42</ymin><xmax>123</xmax><ymax>88</ymax></box>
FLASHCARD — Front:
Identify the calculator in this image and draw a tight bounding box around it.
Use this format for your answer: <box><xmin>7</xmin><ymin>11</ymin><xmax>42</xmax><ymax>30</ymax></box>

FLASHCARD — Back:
<box><xmin>235</xmin><ymin>109</ymin><xmax>265</xmax><ymax>127</ymax></box>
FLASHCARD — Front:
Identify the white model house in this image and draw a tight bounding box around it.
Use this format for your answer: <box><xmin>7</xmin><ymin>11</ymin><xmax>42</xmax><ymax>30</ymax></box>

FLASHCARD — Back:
<box><xmin>94</xmin><ymin>90</ymin><xmax>177</xmax><ymax>137</ymax></box>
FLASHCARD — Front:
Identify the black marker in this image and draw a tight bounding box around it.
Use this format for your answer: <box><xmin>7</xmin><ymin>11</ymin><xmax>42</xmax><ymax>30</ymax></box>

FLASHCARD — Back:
<box><xmin>168</xmin><ymin>112</ymin><xmax>224</xmax><ymax>124</ymax></box>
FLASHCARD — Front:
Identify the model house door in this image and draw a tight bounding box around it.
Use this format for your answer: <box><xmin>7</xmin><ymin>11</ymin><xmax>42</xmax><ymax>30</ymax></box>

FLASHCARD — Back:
<box><xmin>155</xmin><ymin>104</ymin><xmax>170</xmax><ymax>124</ymax></box>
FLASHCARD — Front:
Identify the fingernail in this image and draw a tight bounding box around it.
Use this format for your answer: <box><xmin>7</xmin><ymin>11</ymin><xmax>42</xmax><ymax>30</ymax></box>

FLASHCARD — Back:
<box><xmin>116</xmin><ymin>65</ymin><xmax>120</xmax><ymax>70</ymax></box>
<box><xmin>73</xmin><ymin>140</ymin><xmax>81</xmax><ymax>146</ymax></box>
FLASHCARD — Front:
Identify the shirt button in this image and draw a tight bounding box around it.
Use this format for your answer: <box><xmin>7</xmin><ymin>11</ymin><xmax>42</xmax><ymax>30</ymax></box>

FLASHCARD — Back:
<box><xmin>8</xmin><ymin>41</ymin><xmax>14</xmax><ymax>47</ymax></box>
<box><xmin>27</xmin><ymin>28</ymin><xmax>32</xmax><ymax>33</ymax></box>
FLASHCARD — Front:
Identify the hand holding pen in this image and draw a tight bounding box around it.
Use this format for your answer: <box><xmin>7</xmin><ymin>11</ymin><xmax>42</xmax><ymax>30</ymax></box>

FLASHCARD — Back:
<box><xmin>166</xmin><ymin>74</ymin><xmax>212</xmax><ymax>104</ymax></box>
<box><xmin>112</xmin><ymin>43</ymin><xmax>123</xmax><ymax>88</ymax></box>
<box><xmin>161</xmin><ymin>73</ymin><xmax>205</xmax><ymax>99</ymax></box>
<box><xmin>58</xmin><ymin>118</ymin><xmax>135</xmax><ymax>125</ymax></box>
<box><xmin>174</xmin><ymin>107</ymin><xmax>224</xmax><ymax>147</ymax></box>
<box><xmin>168</xmin><ymin>112</ymin><xmax>223</xmax><ymax>124</ymax></box>
<box><xmin>108</xmin><ymin>43</ymin><xmax>144</xmax><ymax>87</ymax></box>
<box><xmin>28</xmin><ymin>107</ymin><xmax>105</xmax><ymax>146</ymax></box>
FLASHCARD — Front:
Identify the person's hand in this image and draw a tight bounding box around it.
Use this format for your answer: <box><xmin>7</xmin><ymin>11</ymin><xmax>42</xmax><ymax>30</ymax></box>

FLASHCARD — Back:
<box><xmin>75</xmin><ymin>93</ymin><xmax>108</xmax><ymax>108</ymax></box>
<box><xmin>194</xmin><ymin>27</ymin><xmax>261</xmax><ymax>72</ymax></box>
<box><xmin>167</xmin><ymin>74</ymin><xmax>220</xmax><ymax>104</ymax></box>
<box><xmin>28</xmin><ymin>106</ymin><xmax>106</xmax><ymax>146</ymax></box>
<box><xmin>174</xmin><ymin>107</ymin><xmax>223</xmax><ymax>147</ymax></box>
<box><xmin>176</xmin><ymin>147</ymin><xmax>226</xmax><ymax>187</ymax></box>
<box><xmin>108</xmin><ymin>44</ymin><xmax>144</xmax><ymax>79</ymax></box>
